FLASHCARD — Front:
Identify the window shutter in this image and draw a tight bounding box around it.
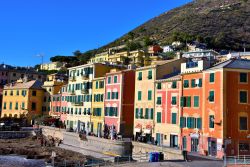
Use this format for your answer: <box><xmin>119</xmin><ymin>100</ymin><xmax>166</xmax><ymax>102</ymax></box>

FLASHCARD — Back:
<box><xmin>187</xmin><ymin>96</ymin><xmax>191</xmax><ymax>107</ymax></box>
<box><xmin>140</xmin><ymin>108</ymin><xmax>143</xmax><ymax>119</ymax></box>
<box><xmin>198</xmin><ymin>78</ymin><xmax>202</xmax><ymax>87</ymax></box>
<box><xmin>180</xmin><ymin>97</ymin><xmax>184</xmax><ymax>107</ymax></box>
<box><xmin>210</xmin><ymin>73</ymin><xmax>215</xmax><ymax>82</ymax></box>
<box><xmin>172</xmin><ymin>113</ymin><xmax>177</xmax><ymax>124</ymax></box>
<box><xmin>197</xmin><ymin>118</ymin><xmax>202</xmax><ymax>129</ymax></box>
<box><xmin>157</xmin><ymin>112</ymin><xmax>161</xmax><ymax>123</ymax></box>
<box><xmin>145</xmin><ymin>108</ymin><xmax>149</xmax><ymax>119</ymax></box>
<box><xmin>194</xmin><ymin>96</ymin><xmax>199</xmax><ymax>107</ymax></box>
<box><xmin>150</xmin><ymin>108</ymin><xmax>154</xmax><ymax>119</ymax></box>
<box><xmin>191</xmin><ymin>79</ymin><xmax>196</xmax><ymax>87</ymax></box>
<box><xmin>180</xmin><ymin>117</ymin><xmax>184</xmax><ymax>128</ymax></box>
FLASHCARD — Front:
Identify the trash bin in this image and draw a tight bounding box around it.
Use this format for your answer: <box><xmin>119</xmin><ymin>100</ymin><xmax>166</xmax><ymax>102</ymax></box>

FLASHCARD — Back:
<box><xmin>159</xmin><ymin>152</ymin><xmax>164</xmax><ymax>161</ymax></box>
<box><xmin>154</xmin><ymin>152</ymin><xmax>159</xmax><ymax>162</ymax></box>
<box><xmin>149</xmin><ymin>152</ymin><xmax>155</xmax><ymax>162</ymax></box>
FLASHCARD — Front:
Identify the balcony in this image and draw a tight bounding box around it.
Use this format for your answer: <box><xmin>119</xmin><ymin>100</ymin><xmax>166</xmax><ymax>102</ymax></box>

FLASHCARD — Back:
<box><xmin>82</xmin><ymin>74</ymin><xmax>89</xmax><ymax>80</ymax></box>
<box><xmin>69</xmin><ymin>76</ymin><xmax>76</xmax><ymax>82</ymax></box>
<box><xmin>81</xmin><ymin>89</ymin><xmax>89</xmax><ymax>94</ymax></box>
<box><xmin>72</xmin><ymin>102</ymin><xmax>83</xmax><ymax>106</ymax></box>
<box><xmin>69</xmin><ymin>90</ymin><xmax>76</xmax><ymax>95</ymax></box>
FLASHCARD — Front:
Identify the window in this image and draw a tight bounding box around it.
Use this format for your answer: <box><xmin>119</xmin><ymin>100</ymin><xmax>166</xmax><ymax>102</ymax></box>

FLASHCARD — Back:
<box><xmin>172</xmin><ymin>81</ymin><xmax>177</xmax><ymax>89</ymax></box>
<box><xmin>114</xmin><ymin>76</ymin><xmax>118</xmax><ymax>83</ymax></box>
<box><xmin>209</xmin><ymin>115</ymin><xmax>215</xmax><ymax>128</ymax></box>
<box><xmin>9</xmin><ymin>102</ymin><xmax>12</xmax><ymax>110</ymax></box>
<box><xmin>157</xmin><ymin>83</ymin><xmax>161</xmax><ymax>89</ymax></box>
<box><xmin>240</xmin><ymin>91</ymin><xmax>248</xmax><ymax>103</ymax></box>
<box><xmin>32</xmin><ymin>91</ymin><xmax>37</xmax><ymax>96</ymax></box>
<box><xmin>197</xmin><ymin>118</ymin><xmax>202</xmax><ymax>129</ymax></box>
<box><xmin>3</xmin><ymin>102</ymin><xmax>6</xmax><ymax>110</ymax></box>
<box><xmin>32</xmin><ymin>102</ymin><xmax>36</xmax><ymax>111</ymax></box>
<box><xmin>183</xmin><ymin>80</ymin><xmax>189</xmax><ymax>88</ymax></box>
<box><xmin>180</xmin><ymin>96</ymin><xmax>191</xmax><ymax>107</ymax></box>
<box><xmin>172</xmin><ymin>113</ymin><xmax>177</xmax><ymax>124</ymax></box>
<box><xmin>171</xmin><ymin>96</ymin><xmax>177</xmax><ymax>105</ymax></box>
<box><xmin>138</xmin><ymin>72</ymin><xmax>142</xmax><ymax>80</ymax></box>
<box><xmin>240</xmin><ymin>73</ymin><xmax>248</xmax><ymax>83</ymax></box>
<box><xmin>4</xmin><ymin>91</ymin><xmax>7</xmax><ymax>96</ymax></box>
<box><xmin>10</xmin><ymin>91</ymin><xmax>13</xmax><ymax>96</ymax></box>
<box><xmin>239</xmin><ymin>143</ymin><xmax>249</xmax><ymax>152</ymax></box>
<box><xmin>22</xmin><ymin>102</ymin><xmax>25</xmax><ymax>109</ymax></box>
<box><xmin>95</xmin><ymin>81</ymin><xmax>99</xmax><ymax>89</ymax></box>
<box><xmin>239</xmin><ymin>116</ymin><xmax>248</xmax><ymax>130</ymax></box>
<box><xmin>198</xmin><ymin>78</ymin><xmax>202</xmax><ymax>87</ymax></box>
<box><xmin>191</xmin><ymin>79</ymin><xmax>196</xmax><ymax>88</ymax></box>
<box><xmin>194</xmin><ymin>96</ymin><xmax>199</xmax><ymax>107</ymax></box>
<box><xmin>148</xmin><ymin>90</ymin><xmax>152</xmax><ymax>100</ymax></box>
<box><xmin>107</xmin><ymin>92</ymin><xmax>111</xmax><ymax>100</ymax></box>
<box><xmin>15</xmin><ymin>102</ymin><xmax>18</xmax><ymax>110</ymax></box>
<box><xmin>209</xmin><ymin>73</ymin><xmax>215</xmax><ymax>83</ymax></box>
<box><xmin>209</xmin><ymin>91</ymin><xmax>214</xmax><ymax>102</ymax></box>
<box><xmin>157</xmin><ymin>112</ymin><xmax>162</xmax><ymax>123</ymax></box>
<box><xmin>108</xmin><ymin>77</ymin><xmax>111</xmax><ymax>84</ymax></box>
<box><xmin>16</xmin><ymin>90</ymin><xmax>19</xmax><ymax>96</ymax></box>
<box><xmin>157</xmin><ymin>97</ymin><xmax>162</xmax><ymax>105</ymax></box>
<box><xmin>148</xmin><ymin>70</ymin><xmax>152</xmax><ymax>79</ymax></box>
<box><xmin>180</xmin><ymin>117</ymin><xmax>186</xmax><ymax>128</ymax></box>
<box><xmin>138</xmin><ymin>91</ymin><xmax>142</xmax><ymax>101</ymax></box>
<box><xmin>187</xmin><ymin>117</ymin><xmax>195</xmax><ymax>129</ymax></box>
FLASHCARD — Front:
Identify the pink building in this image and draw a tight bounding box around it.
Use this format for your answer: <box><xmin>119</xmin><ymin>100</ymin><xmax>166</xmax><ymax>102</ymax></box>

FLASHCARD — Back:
<box><xmin>104</xmin><ymin>69</ymin><xmax>135</xmax><ymax>138</ymax></box>
<box><xmin>60</xmin><ymin>85</ymin><xmax>68</xmax><ymax>124</ymax></box>
<box><xmin>154</xmin><ymin>75</ymin><xmax>181</xmax><ymax>147</ymax></box>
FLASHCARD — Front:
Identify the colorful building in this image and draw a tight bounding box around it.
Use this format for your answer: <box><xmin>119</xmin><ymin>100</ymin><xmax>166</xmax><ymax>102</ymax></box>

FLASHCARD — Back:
<box><xmin>89</xmin><ymin>52</ymin><xmax>109</xmax><ymax>63</ymax></box>
<box><xmin>91</xmin><ymin>77</ymin><xmax>105</xmax><ymax>137</ymax></box>
<box><xmin>134</xmin><ymin>58</ymin><xmax>185</xmax><ymax>143</ymax></box>
<box><xmin>179</xmin><ymin>60</ymin><xmax>205</xmax><ymax>155</ymax></box>
<box><xmin>1</xmin><ymin>80</ymin><xmax>44</xmax><ymax>123</ymax></box>
<box><xmin>154</xmin><ymin>75</ymin><xmax>181</xmax><ymax>148</ymax></box>
<box><xmin>60</xmin><ymin>85</ymin><xmax>69</xmax><ymax>124</ymax></box>
<box><xmin>104</xmin><ymin>69</ymin><xmax>135</xmax><ymax>138</ymax></box>
<box><xmin>66</xmin><ymin>63</ymin><xmax>121</xmax><ymax>132</ymax></box>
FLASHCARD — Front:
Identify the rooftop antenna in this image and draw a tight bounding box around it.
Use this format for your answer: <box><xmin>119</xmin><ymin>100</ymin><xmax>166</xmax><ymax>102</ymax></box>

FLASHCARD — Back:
<box><xmin>36</xmin><ymin>54</ymin><xmax>44</xmax><ymax>65</ymax></box>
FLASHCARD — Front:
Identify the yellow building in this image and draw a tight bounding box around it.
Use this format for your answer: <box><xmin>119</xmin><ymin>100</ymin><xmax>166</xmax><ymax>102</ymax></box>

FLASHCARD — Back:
<box><xmin>42</xmin><ymin>79</ymin><xmax>66</xmax><ymax>116</ymax></box>
<box><xmin>1</xmin><ymin>80</ymin><xmax>45</xmax><ymax>123</ymax></box>
<box><xmin>89</xmin><ymin>52</ymin><xmax>109</xmax><ymax>63</ymax></box>
<box><xmin>108</xmin><ymin>51</ymin><xmax>129</xmax><ymax>64</ymax></box>
<box><xmin>66</xmin><ymin>63</ymin><xmax>121</xmax><ymax>132</ymax></box>
<box><xmin>91</xmin><ymin>77</ymin><xmax>105</xmax><ymax>137</ymax></box>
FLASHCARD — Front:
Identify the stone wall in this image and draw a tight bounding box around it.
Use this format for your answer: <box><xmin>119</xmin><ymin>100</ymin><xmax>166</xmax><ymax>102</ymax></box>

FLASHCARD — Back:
<box><xmin>132</xmin><ymin>142</ymin><xmax>183</xmax><ymax>160</ymax></box>
<box><xmin>0</xmin><ymin>131</ymin><xmax>32</xmax><ymax>139</ymax></box>
<box><xmin>41</xmin><ymin>126</ymin><xmax>132</xmax><ymax>156</ymax></box>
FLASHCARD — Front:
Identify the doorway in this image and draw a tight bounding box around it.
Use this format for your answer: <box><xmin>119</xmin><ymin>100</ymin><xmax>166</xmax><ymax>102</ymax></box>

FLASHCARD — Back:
<box><xmin>170</xmin><ymin>135</ymin><xmax>178</xmax><ymax>148</ymax></box>
<box><xmin>191</xmin><ymin>138</ymin><xmax>199</xmax><ymax>152</ymax></box>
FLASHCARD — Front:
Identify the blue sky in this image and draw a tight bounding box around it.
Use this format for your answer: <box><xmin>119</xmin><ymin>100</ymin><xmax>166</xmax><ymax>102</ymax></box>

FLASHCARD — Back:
<box><xmin>0</xmin><ymin>0</ymin><xmax>191</xmax><ymax>66</ymax></box>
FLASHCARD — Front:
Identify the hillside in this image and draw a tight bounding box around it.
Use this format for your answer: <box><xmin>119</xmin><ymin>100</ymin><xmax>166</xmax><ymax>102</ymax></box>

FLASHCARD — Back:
<box><xmin>101</xmin><ymin>0</ymin><xmax>250</xmax><ymax>51</ymax></box>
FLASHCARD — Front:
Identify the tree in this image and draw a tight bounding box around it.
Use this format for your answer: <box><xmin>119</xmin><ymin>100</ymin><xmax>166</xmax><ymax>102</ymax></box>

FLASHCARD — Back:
<box><xmin>126</xmin><ymin>41</ymin><xmax>142</xmax><ymax>51</ymax></box>
<box><xmin>143</xmin><ymin>36</ymin><xmax>154</xmax><ymax>47</ymax></box>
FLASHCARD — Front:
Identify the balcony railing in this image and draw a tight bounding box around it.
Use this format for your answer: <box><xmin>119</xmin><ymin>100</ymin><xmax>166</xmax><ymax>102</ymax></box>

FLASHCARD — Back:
<box><xmin>69</xmin><ymin>90</ymin><xmax>75</xmax><ymax>95</ymax></box>
<box><xmin>81</xmin><ymin>89</ymin><xmax>89</xmax><ymax>94</ymax></box>
<box><xmin>72</xmin><ymin>102</ymin><xmax>83</xmax><ymax>106</ymax></box>
<box><xmin>69</xmin><ymin>76</ymin><xmax>76</xmax><ymax>81</ymax></box>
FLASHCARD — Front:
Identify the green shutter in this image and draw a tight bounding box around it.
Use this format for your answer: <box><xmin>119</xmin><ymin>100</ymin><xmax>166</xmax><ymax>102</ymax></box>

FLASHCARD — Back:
<box><xmin>157</xmin><ymin>112</ymin><xmax>161</xmax><ymax>123</ymax></box>
<box><xmin>138</xmin><ymin>72</ymin><xmax>142</xmax><ymax>80</ymax></box>
<box><xmin>157</xmin><ymin>83</ymin><xmax>162</xmax><ymax>89</ymax></box>
<box><xmin>114</xmin><ymin>76</ymin><xmax>117</xmax><ymax>83</ymax></box>
<box><xmin>172</xmin><ymin>96</ymin><xmax>177</xmax><ymax>105</ymax></box>
<box><xmin>187</xmin><ymin>117</ymin><xmax>191</xmax><ymax>128</ymax></box>
<box><xmin>148</xmin><ymin>70</ymin><xmax>152</xmax><ymax>79</ymax></box>
<box><xmin>148</xmin><ymin>90</ymin><xmax>152</xmax><ymax>100</ymax></box>
<box><xmin>140</xmin><ymin>108</ymin><xmax>143</xmax><ymax>119</ymax></box>
<box><xmin>108</xmin><ymin>92</ymin><xmax>111</xmax><ymax>99</ymax></box>
<box><xmin>138</xmin><ymin>91</ymin><xmax>142</xmax><ymax>101</ymax></box>
<box><xmin>172</xmin><ymin>113</ymin><xmax>177</xmax><ymax>124</ymax></box>
<box><xmin>194</xmin><ymin>96</ymin><xmax>199</xmax><ymax>107</ymax></box>
<box><xmin>187</xmin><ymin>96</ymin><xmax>191</xmax><ymax>107</ymax></box>
<box><xmin>180</xmin><ymin>117</ymin><xmax>184</xmax><ymax>128</ymax></box>
<box><xmin>172</xmin><ymin>81</ymin><xmax>177</xmax><ymax>88</ymax></box>
<box><xmin>209</xmin><ymin>91</ymin><xmax>214</xmax><ymax>102</ymax></box>
<box><xmin>96</xmin><ymin>81</ymin><xmax>99</xmax><ymax>89</ymax></box>
<box><xmin>209</xmin><ymin>115</ymin><xmax>214</xmax><ymax>128</ymax></box>
<box><xmin>145</xmin><ymin>108</ymin><xmax>149</xmax><ymax>119</ymax></box>
<box><xmin>180</xmin><ymin>97</ymin><xmax>184</xmax><ymax>107</ymax></box>
<box><xmin>191</xmin><ymin>79</ymin><xmax>196</xmax><ymax>88</ymax></box>
<box><xmin>197</xmin><ymin>118</ymin><xmax>202</xmax><ymax>129</ymax></box>
<box><xmin>210</xmin><ymin>73</ymin><xmax>215</xmax><ymax>83</ymax></box>
<box><xmin>108</xmin><ymin>77</ymin><xmax>111</xmax><ymax>84</ymax></box>
<box><xmin>184</xmin><ymin>80</ymin><xmax>189</xmax><ymax>88</ymax></box>
<box><xmin>150</xmin><ymin>109</ymin><xmax>154</xmax><ymax>119</ymax></box>
<box><xmin>198</xmin><ymin>78</ymin><xmax>202</xmax><ymax>87</ymax></box>
<box><xmin>157</xmin><ymin>97</ymin><xmax>162</xmax><ymax>105</ymax></box>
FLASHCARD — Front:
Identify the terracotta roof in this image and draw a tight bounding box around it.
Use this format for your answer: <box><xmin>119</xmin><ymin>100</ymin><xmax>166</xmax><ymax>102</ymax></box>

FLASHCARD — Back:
<box><xmin>4</xmin><ymin>80</ymin><xmax>43</xmax><ymax>90</ymax></box>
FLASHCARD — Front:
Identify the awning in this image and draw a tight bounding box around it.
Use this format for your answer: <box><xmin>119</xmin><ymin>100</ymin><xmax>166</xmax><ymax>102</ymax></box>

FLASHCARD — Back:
<box><xmin>144</xmin><ymin>129</ymin><xmax>152</xmax><ymax>134</ymax></box>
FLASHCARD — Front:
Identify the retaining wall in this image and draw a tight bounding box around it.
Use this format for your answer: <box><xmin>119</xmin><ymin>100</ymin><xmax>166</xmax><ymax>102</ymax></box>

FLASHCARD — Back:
<box><xmin>0</xmin><ymin>131</ymin><xmax>32</xmax><ymax>139</ymax></box>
